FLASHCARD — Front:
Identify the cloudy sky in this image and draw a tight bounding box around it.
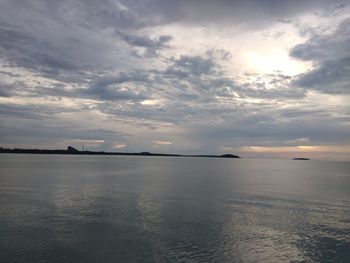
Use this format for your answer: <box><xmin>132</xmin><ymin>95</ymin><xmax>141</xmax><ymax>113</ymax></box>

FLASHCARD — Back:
<box><xmin>1</xmin><ymin>0</ymin><xmax>350</xmax><ymax>159</ymax></box>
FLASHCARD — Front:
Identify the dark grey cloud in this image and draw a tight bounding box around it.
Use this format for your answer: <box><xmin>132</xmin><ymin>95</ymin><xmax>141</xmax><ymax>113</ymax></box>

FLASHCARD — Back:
<box><xmin>294</xmin><ymin>58</ymin><xmax>350</xmax><ymax>94</ymax></box>
<box><xmin>163</xmin><ymin>55</ymin><xmax>216</xmax><ymax>79</ymax></box>
<box><xmin>0</xmin><ymin>23</ymin><xmax>117</xmax><ymax>86</ymax></box>
<box><xmin>83</xmin><ymin>85</ymin><xmax>147</xmax><ymax>101</ymax></box>
<box><xmin>0</xmin><ymin>70</ymin><xmax>20</xmax><ymax>78</ymax></box>
<box><xmin>171</xmin><ymin>55</ymin><xmax>215</xmax><ymax>76</ymax></box>
<box><xmin>0</xmin><ymin>102</ymin><xmax>78</xmax><ymax>120</ymax></box>
<box><xmin>125</xmin><ymin>0</ymin><xmax>344</xmax><ymax>28</ymax></box>
<box><xmin>9</xmin><ymin>72</ymin><xmax>151</xmax><ymax>102</ymax></box>
<box><xmin>0</xmin><ymin>0</ymin><xmax>143</xmax><ymax>83</ymax></box>
<box><xmin>117</xmin><ymin>31</ymin><xmax>172</xmax><ymax>57</ymax></box>
<box><xmin>80</xmin><ymin>72</ymin><xmax>150</xmax><ymax>101</ymax></box>
<box><xmin>0</xmin><ymin>83</ymin><xmax>14</xmax><ymax>97</ymax></box>
<box><xmin>0</xmin><ymin>80</ymin><xmax>48</xmax><ymax>98</ymax></box>
<box><xmin>291</xmin><ymin>18</ymin><xmax>350</xmax><ymax>94</ymax></box>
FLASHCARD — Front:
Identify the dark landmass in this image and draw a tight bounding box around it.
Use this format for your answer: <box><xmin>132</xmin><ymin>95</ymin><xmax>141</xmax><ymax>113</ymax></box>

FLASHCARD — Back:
<box><xmin>0</xmin><ymin>146</ymin><xmax>240</xmax><ymax>159</ymax></box>
<box><xmin>293</xmin><ymin>158</ymin><xmax>310</xmax><ymax>160</ymax></box>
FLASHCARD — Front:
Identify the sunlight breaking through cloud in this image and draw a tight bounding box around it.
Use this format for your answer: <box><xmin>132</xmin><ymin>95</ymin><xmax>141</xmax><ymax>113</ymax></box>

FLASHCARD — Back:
<box><xmin>0</xmin><ymin>0</ymin><xmax>349</xmax><ymax>159</ymax></box>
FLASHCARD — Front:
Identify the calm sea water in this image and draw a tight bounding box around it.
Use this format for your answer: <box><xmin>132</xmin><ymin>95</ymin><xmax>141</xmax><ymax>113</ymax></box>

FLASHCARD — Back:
<box><xmin>0</xmin><ymin>154</ymin><xmax>349</xmax><ymax>263</ymax></box>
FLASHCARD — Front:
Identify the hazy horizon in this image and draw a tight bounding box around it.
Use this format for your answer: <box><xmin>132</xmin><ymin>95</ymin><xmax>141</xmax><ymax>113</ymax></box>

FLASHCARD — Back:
<box><xmin>1</xmin><ymin>0</ymin><xmax>350</xmax><ymax>160</ymax></box>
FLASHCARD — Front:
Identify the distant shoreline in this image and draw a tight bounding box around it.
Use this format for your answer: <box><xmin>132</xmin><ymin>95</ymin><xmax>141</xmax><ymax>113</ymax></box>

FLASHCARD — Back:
<box><xmin>0</xmin><ymin>146</ymin><xmax>240</xmax><ymax>159</ymax></box>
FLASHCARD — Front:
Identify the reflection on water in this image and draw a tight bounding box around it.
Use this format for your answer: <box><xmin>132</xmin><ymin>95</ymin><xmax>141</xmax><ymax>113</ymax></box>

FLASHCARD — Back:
<box><xmin>0</xmin><ymin>155</ymin><xmax>349</xmax><ymax>262</ymax></box>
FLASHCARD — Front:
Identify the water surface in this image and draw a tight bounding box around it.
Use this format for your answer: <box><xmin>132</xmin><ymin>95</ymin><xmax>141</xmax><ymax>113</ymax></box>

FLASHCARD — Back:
<box><xmin>0</xmin><ymin>154</ymin><xmax>349</xmax><ymax>262</ymax></box>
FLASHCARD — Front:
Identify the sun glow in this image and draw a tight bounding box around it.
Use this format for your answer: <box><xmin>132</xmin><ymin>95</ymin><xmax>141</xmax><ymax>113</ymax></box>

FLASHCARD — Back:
<box><xmin>245</xmin><ymin>50</ymin><xmax>309</xmax><ymax>75</ymax></box>
<box><xmin>241</xmin><ymin>145</ymin><xmax>350</xmax><ymax>153</ymax></box>
<box><xmin>140</xmin><ymin>99</ymin><xmax>164</xmax><ymax>106</ymax></box>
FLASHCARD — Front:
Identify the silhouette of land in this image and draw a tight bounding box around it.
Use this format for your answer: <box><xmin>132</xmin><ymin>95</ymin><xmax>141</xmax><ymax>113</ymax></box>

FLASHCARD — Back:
<box><xmin>0</xmin><ymin>146</ymin><xmax>240</xmax><ymax>159</ymax></box>
<box><xmin>292</xmin><ymin>158</ymin><xmax>310</xmax><ymax>160</ymax></box>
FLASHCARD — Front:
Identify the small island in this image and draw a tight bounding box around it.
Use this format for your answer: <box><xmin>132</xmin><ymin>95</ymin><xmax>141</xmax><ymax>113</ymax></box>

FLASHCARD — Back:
<box><xmin>292</xmin><ymin>158</ymin><xmax>310</xmax><ymax>160</ymax></box>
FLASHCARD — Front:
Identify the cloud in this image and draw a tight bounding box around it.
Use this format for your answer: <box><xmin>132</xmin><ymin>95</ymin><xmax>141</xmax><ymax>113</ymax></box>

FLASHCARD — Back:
<box><xmin>117</xmin><ymin>31</ymin><xmax>173</xmax><ymax>57</ymax></box>
<box><xmin>0</xmin><ymin>0</ymin><xmax>142</xmax><ymax>83</ymax></box>
<box><xmin>0</xmin><ymin>0</ymin><xmax>349</xmax><ymax>158</ymax></box>
<box><xmin>82</xmin><ymin>73</ymin><xmax>150</xmax><ymax>101</ymax></box>
<box><xmin>291</xmin><ymin>18</ymin><xmax>350</xmax><ymax>94</ymax></box>
<box><xmin>153</xmin><ymin>140</ymin><xmax>172</xmax><ymax>145</ymax></box>
<box><xmin>161</xmin><ymin>55</ymin><xmax>217</xmax><ymax>81</ymax></box>
<box><xmin>285</xmin><ymin>137</ymin><xmax>310</xmax><ymax>145</ymax></box>
<box><xmin>126</xmin><ymin>0</ymin><xmax>342</xmax><ymax>28</ymax></box>
<box><xmin>0</xmin><ymin>83</ymin><xmax>15</xmax><ymax>97</ymax></box>
<box><xmin>113</xmin><ymin>144</ymin><xmax>127</xmax><ymax>149</ymax></box>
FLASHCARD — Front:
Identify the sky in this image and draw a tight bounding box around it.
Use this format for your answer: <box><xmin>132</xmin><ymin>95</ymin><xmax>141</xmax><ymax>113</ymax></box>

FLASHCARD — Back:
<box><xmin>0</xmin><ymin>0</ymin><xmax>350</xmax><ymax>159</ymax></box>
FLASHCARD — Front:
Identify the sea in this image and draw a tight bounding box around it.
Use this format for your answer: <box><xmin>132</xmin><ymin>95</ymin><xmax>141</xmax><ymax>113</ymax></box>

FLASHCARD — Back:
<box><xmin>0</xmin><ymin>154</ymin><xmax>349</xmax><ymax>262</ymax></box>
